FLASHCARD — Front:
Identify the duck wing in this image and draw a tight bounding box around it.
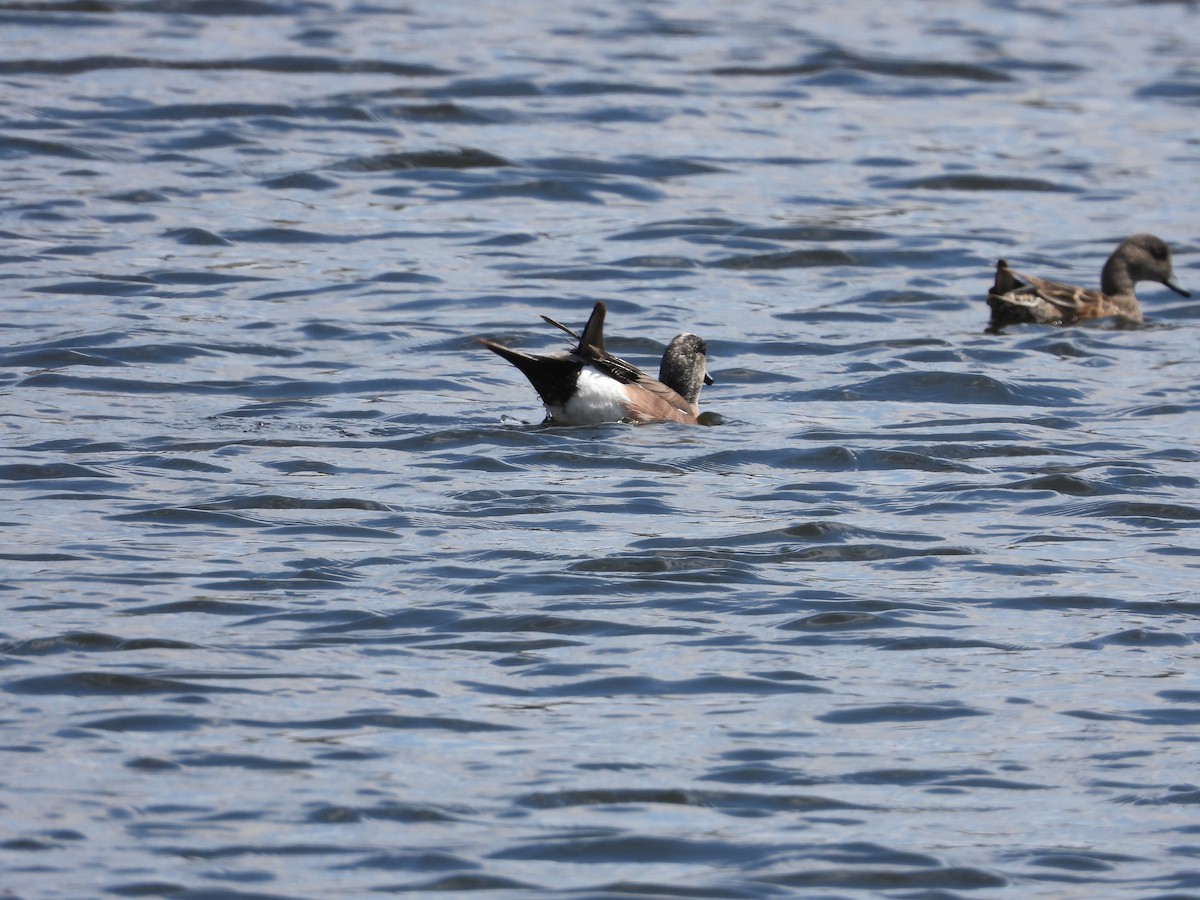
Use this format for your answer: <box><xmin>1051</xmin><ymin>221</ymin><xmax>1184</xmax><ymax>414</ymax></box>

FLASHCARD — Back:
<box><xmin>1025</xmin><ymin>279</ymin><xmax>1092</xmax><ymax>315</ymax></box>
<box><xmin>988</xmin><ymin>260</ymin><xmax>1108</xmax><ymax>325</ymax></box>
<box><xmin>620</xmin><ymin>374</ymin><xmax>699</xmax><ymax>424</ymax></box>
<box><xmin>546</xmin><ymin>302</ymin><xmax>648</xmax><ymax>385</ymax></box>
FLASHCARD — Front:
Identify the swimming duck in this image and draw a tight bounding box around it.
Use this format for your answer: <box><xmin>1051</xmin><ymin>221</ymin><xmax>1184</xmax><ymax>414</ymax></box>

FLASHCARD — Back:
<box><xmin>986</xmin><ymin>233</ymin><xmax>1190</xmax><ymax>330</ymax></box>
<box><xmin>481</xmin><ymin>302</ymin><xmax>712</xmax><ymax>425</ymax></box>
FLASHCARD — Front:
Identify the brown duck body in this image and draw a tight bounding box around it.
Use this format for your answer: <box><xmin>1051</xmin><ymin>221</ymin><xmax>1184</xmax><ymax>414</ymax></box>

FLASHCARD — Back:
<box><xmin>481</xmin><ymin>302</ymin><xmax>712</xmax><ymax>426</ymax></box>
<box><xmin>987</xmin><ymin>233</ymin><xmax>1190</xmax><ymax>330</ymax></box>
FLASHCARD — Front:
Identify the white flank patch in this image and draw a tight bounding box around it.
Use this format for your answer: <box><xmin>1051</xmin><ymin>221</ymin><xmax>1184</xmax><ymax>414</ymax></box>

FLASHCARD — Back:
<box><xmin>550</xmin><ymin>368</ymin><xmax>631</xmax><ymax>425</ymax></box>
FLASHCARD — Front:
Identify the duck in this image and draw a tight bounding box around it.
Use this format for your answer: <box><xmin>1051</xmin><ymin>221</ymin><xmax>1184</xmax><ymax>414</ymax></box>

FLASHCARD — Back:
<box><xmin>481</xmin><ymin>301</ymin><xmax>712</xmax><ymax>425</ymax></box>
<box><xmin>986</xmin><ymin>233</ymin><xmax>1190</xmax><ymax>330</ymax></box>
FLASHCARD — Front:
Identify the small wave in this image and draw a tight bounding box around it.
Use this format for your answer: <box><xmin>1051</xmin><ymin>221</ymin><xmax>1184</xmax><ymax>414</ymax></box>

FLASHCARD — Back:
<box><xmin>162</xmin><ymin>226</ymin><xmax>233</xmax><ymax>245</ymax></box>
<box><xmin>762</xmin><ymin>864</ymin><xmax>1007</xmax><ymax>891</ymax></box>
<box><xmin>261</xmin><ymin>172</ymin><xmax>340</xmax><ymax>190</ymax></box>
<box><xmin>0</xmin><ymin>632</ymin><xmax>197</xmax><ymax>655</ymax></box>
<box><xmin>1068</xmin><ymin>628</ymin><xmax>1193</xmax><ymax>649</ymax></box>
<box><xmin>451</xmin><ymin>175</ymin><xmax>666</xmax><ymax>204</ymax></box>
<box><xmin>0</xmin><ymin>54</ymin><xmax>448</xmax><ymax>77</ymax></box>
<box><xmin>80</xmin><ymin>713</ymin><xmax>210</xmax><ymax>732</ymax></box>
<box><xmin>710</xmin><ymin>248</ymin><xmax>857</xmax><ymax>270</ymax></box>
<box><xmin>1059</xmin><ymin>499</ymin><xmax>1200</xmax><ymax>525</ymax></box>
<box><xmin>1136</xmin><ymin>80</ymin><xmax>1200</xmax><ymax>104</ymax></box>
<box><xmin>29</xmin><ymin>279</ymin><xmax>152</xmax><ymax>297</ymax></box>
<box><xmin>799</xmin><ymin>371</ymin><xmax>1085</xmax><ymax>406</ymax></box>
<box><xmin>0</xmin><ymin>134</ymin><xmax>101</xmax><ymax>159</ymax></box>
<box><xmin>306</xmin><ymin>801</ymin><xmax>460</xmax><ymax>824</ymax></box>
<box><xmin>817</xmin><ymin>702</ymin><xmax>990</xmax><ymax>724</ymax></box>
<box><xmin>531</xmin><ymin>674</ymin><xmax>830</xmax><ymax>698</ymax></box>
<box><xmin>232</xmin><ymin>713</ymin><xmax>517</xmax><ymax>733</ymax></box>
<box><xmin>878</xmin><ymin>173</ymin><xmax>1082</xmax><ymax>192</ymax></box>
<box><xmin>175</xmin><ymin>752</ymin><xmax>312</xmax><ymax>770</ymax></box>
<box><xmin>0</xmin><ymin>462</ymin><xmax>114</xmax><ymax>482</ymax></box>
<box><xmin>711</xmin><ymin>49</ymin><xmax>1012</xmax><ymax>84</ymax></box>
<box><xmin>515</xmin><ymin>787</ymin><xmax>861</xmax><ymax>815</ymax></box>
<box><xmin>335</xmin><ymin>147</ymin><xmax>513</xmax><ymax>172</ymax></box>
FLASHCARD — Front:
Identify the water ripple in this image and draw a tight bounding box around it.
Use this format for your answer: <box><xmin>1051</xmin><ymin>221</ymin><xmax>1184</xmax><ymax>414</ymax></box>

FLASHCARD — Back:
<box><xmin>3</xmin><ymin>2</ymin><xmax>1198</xmax><ymax>897</ymax></box>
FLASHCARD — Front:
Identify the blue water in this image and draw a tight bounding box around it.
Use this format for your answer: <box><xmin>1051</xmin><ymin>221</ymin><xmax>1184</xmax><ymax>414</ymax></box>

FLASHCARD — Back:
<box><xmin>3</xmin><ymin>2</ymin><xmax>1199</xmax><ymax>898</ymax></box>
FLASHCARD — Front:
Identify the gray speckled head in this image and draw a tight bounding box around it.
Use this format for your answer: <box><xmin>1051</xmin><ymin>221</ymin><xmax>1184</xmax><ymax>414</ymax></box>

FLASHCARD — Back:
<box><xmin>658</xmin><ymin>333</ymin><xmax>711</xmax><ymax>408</ymax></box>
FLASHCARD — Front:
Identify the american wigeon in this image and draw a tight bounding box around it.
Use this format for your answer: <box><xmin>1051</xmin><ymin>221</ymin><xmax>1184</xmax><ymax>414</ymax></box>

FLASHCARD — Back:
<box><xmin>481</xmin><ymin>302</ymin><xmax>712</xmax><ymax>425</ymax></box>
<box><xmin>986</xmin><ymin>233</ymin><xmax>1190</xmax><ymax>330</ymax></box>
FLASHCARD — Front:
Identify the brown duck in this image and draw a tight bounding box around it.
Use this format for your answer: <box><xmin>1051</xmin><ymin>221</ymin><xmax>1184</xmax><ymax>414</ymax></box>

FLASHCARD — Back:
<box><xmin>987</xmin><ymin>233</ymin><xmax>1190</xmax><ymax>330</ymax></box>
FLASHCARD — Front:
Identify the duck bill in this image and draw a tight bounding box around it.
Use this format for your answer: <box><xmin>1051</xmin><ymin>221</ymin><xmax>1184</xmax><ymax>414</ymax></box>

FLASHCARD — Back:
<box><xmin>703</xmin><ymin>372</ymin><xmax>714</xmax><ymax>386</ymax></box>
<box><xmin>1164</xmin><ymin>275</ymin><xmax>1191</xmax><ymax>298</ymax></box>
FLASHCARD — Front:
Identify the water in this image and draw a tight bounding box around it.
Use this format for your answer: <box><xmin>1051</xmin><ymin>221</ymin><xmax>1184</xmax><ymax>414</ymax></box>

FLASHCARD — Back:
<box><xmin>2</xmin><ymin>1</ymin><xmax>1199</xmax><ymax>897</ymax></box>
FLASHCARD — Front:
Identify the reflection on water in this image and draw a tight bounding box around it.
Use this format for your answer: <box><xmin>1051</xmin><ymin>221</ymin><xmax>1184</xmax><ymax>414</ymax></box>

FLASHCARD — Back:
<box><xmin>2</xmin><ymin>1</ymin><xmax>1199</xmax><ymax>897</ymax></box>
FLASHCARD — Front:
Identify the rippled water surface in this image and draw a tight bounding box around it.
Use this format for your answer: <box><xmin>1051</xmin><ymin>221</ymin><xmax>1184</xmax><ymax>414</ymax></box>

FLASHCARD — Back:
<box><xmin>3</xmin><ymin>1</ymin><xmax>1200</xmax><ymax>897</ymax></box>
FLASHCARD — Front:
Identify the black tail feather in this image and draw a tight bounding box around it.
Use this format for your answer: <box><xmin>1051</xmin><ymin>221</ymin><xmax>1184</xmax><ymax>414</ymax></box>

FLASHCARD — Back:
<box><xmin>578</xmin><ymin>301</ymin><xmax>606</xmax><ymax>352</ymax></box>
<box><xmin>480</xmin><ymin>338</ymin><xmax>580</xmax><ymax>410</ymax></box>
